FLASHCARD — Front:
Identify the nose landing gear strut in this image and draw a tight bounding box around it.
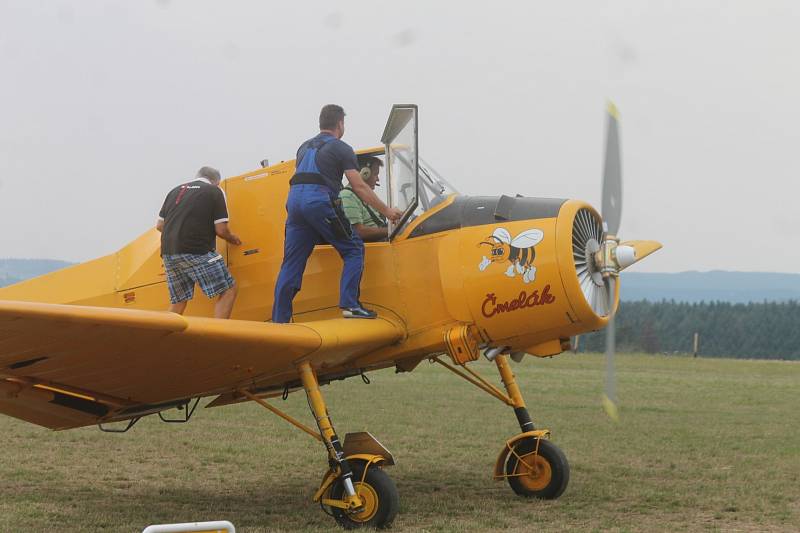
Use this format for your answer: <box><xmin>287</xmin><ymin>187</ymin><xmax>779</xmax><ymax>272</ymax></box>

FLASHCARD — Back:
<box><xmin>432</xmin><ymin>352</ymin><xmax>570</xmax><ymax>499</ymax></box>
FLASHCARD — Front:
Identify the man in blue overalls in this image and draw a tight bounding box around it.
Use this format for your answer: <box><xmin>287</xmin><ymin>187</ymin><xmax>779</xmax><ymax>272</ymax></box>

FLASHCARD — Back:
<box><xmin>272</xmin><ymin>104</ymin><xmax>402</xmax><ymax>323</ymax></box>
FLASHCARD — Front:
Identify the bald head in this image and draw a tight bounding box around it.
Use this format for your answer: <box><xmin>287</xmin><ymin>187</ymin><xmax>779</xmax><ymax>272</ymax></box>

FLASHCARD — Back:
<box><xmin>196</xmin><ymin>166</ymin><xmax>221</xmax><ymax>185</ymax></box>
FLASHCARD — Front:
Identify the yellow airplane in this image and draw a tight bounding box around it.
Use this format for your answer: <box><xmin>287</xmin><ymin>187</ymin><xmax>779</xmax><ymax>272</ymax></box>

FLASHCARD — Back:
<box><xmin>0</xmin><ymin>104</ymin><xmax>660</xmax><ymax>529</ymax></box>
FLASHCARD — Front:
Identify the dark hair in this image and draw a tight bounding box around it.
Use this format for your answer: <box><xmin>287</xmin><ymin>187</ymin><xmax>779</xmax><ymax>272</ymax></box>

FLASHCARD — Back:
<box><xmin>359</xmin><ymin>155</ymin><xmax>383</xmax><ymax>169</ymax></box>
<box><xmin>319</xmin><ymin>104</ymin><xmax>346</xmax><ymax>130</ymax></box>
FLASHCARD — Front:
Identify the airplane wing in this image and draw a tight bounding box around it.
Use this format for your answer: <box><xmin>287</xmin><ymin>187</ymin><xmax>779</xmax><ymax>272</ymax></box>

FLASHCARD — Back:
<box><xmin>0</xmin><ymin>300</ymin><xmax>404</xmax><ymax>430</ymax></box>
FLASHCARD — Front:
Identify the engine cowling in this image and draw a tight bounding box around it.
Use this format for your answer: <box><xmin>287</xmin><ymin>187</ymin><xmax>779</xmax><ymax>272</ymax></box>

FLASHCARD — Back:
<box><xmin>436</xmin><ymin>197</ymin><xmax>616</xmax><ymax>355</ymax></box>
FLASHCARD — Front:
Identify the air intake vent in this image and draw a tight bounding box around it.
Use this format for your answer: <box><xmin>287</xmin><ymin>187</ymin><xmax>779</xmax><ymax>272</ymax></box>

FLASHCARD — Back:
<box><xmin>572</xmin><ymin>208</ymin><xmax>611</xmax><ymax>316</ymax></box>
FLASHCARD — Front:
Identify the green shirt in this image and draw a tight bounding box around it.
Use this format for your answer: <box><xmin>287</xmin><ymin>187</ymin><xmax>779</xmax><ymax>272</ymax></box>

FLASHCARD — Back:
<box><xmin>339</xmin><ymin>188</ymin><xmax>386</xmax><ymax>228</ymax></box>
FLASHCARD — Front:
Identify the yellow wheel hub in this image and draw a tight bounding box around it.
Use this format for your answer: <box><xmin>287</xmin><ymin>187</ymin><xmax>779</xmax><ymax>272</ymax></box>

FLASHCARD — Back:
<box><xmin>515</xmin><ymin>452</ymin><xmax>552</xmax><ymax>492</ymax></box>
<box><xmin>349</xmin><ymin>482</ymin><xmax>379</xmax><ymax>522</ymax></box>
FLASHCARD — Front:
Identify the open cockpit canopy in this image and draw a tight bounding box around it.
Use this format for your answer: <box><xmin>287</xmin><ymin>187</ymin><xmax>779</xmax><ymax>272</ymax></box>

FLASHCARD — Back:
<box><xmin>379</xmin><ymin>104</ymin><xmax>458</xmax><ymax>238</ymax></box>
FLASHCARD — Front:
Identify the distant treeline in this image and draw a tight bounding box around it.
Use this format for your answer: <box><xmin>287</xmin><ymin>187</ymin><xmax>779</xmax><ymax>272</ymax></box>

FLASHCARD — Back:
<box><xmin>0</xmin><ymin>259</ymin><xmax>73</xmax><ymax>288</ymax></box>
<box><xmin>577</xmin><ymin>300</ymin><xmax>800</xmax><ymax>360</ymax></box>
<box><xmin>0</xmin><ymin>276</ymin><xmax>21</xmax><ymax>288</ymax></box>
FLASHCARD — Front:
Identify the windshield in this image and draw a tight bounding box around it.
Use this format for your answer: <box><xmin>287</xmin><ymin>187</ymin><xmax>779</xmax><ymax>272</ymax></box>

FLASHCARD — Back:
<box><xmin>391</xmin><ymin>153</ymin><xmax>458</xmax><ymax>213</ymax></box>
<box><xmin>417</xmin><ymin>158</ymin><xmax>458</xmax><ymax>211</ymax></box>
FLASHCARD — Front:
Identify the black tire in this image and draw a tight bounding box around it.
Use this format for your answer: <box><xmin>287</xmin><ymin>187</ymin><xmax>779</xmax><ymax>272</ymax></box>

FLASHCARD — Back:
<box><xmin>329</xmin><ymin>462</ymin><xmax>399</xmax><ymax>529</ymax></box>
<box><xmin>505</xmin><ymin>438</ymin><xmax>569</xmax><ymax>499</ymax></box>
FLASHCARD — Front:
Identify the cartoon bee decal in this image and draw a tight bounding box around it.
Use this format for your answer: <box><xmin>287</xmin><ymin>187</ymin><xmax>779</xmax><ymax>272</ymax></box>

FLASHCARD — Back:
<box><xmin>478</xmin><ymin>227</ymin><xmax>544</xmax><ymax>284</ymax></box>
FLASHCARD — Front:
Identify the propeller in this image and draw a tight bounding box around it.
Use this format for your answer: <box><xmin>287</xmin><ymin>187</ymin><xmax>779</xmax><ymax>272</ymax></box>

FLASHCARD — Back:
<box><xmin>601</xmin><ymin>103</ymin><xmax>621</xmax><ymax>422</ymax></box>
<box><xmin>596</xmin><ymin>103</ymin><xmax>661</xmax><ymax>421</ymax></box>
<box><xmin>602</xmin><ymin>103</ymin><xmax>622</xmax><ymax>236</ymax></box>
<box><xmin>602</xmin><ymin>275</ymin><xmax>619</xmax><ymax>422</ymax></box>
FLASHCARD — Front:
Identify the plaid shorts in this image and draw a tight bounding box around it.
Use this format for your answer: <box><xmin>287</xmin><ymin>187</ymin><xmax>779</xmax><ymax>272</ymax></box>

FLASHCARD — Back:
<box><xmin>163</xmin><ymin>252</ymin><xmax>235</xmax><ymax>304</ymax></box>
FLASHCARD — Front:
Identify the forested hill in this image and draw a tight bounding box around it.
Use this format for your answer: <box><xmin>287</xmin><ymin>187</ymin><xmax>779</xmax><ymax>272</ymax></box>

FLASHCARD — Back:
<box><xmin>579</xmin><ymin>300</ymin><xmax>800</xmax><ymax>360</ymax></box>
<box><xmin>0</xmin><ymin>259</ymin><xmax>73</xmax><ymax>287</ymax></box>
<box><xmin>622</xmin><ymin>271</ymin><xmax>800</xmax><ymax>303</ymax></box>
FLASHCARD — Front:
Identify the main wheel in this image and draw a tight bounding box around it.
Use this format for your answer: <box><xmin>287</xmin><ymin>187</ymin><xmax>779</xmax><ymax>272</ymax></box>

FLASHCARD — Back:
<box><xmin>505</xmin><ymin>438</ymin><xmax>569</xmax><ymax>499</ymax></box>
<box><xmin>329</xmin><ymin>462</ymin><xmax>399</xmax><ymax>529</ymax></box>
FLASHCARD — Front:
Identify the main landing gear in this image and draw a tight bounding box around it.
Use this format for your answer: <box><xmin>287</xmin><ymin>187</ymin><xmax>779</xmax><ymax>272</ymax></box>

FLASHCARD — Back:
<box><xmin>432</xmin><ymin>352</ymin><xmax>570</xmax><ymax>499</ymax></box>
<box><xmin>241</xmin><ymin>361</ymin><xmax>399</xmax><ymax>529</ymax></box>
<box><xmin>241</xmin><ymin>352</ymin><xmax>566</xmax><ymax>527</ymax></box>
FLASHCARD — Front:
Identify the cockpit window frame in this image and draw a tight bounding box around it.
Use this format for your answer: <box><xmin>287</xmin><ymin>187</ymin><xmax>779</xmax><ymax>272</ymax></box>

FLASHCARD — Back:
<box><xmin>381</xmin><ymin>104</ymin><xmax>419</xmax><ymax>241</ymax></box>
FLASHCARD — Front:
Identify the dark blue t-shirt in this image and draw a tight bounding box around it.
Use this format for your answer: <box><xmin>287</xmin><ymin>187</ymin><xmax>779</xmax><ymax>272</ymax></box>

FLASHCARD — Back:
<box><xmin>295</xmin><ymin>133</ymin><xmax>359</xmax><ymax>194</ymax></box>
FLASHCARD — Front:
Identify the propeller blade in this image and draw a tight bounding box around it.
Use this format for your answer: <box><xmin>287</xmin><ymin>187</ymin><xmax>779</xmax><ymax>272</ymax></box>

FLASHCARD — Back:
<box><xmin>615</xmin><ymin>240</ymin><xmax>663</xmax><ymax>271</ymax></box>
<box><xmin>602</xmin><ymin>102</ymin><xmax>623</xmax><ymax>236</ymax></box>
<box><xmin>602</xmin><ymin>276</ymin><xmax>620</xmax><ymax>422</ymax></box>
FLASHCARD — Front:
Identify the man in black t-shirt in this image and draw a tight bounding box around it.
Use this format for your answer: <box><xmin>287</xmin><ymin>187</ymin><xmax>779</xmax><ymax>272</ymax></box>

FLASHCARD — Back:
<box><xmin>157</xmin><ymin>166</ymin><xmax>242</xmax><ymax>318</ymax></box>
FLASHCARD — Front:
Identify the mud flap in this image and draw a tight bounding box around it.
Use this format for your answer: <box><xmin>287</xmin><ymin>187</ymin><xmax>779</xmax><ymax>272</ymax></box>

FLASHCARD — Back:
<box><xmin>493</xmin><ymin>429</ymin><xmax>551</xmax><ymax>480</ymax></box>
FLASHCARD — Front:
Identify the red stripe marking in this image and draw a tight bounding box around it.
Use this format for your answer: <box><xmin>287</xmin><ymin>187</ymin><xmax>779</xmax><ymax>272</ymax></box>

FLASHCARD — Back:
<box><xmin>175</xmin><ymin>185</ymin><xmax>189</xmax><ymax>205</ymax></box>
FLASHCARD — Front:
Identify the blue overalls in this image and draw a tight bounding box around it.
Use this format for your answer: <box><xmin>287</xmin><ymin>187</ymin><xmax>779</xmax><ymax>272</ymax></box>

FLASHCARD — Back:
<box><xmin>271</xmin><ymin>135</ymin><xmax>365</xmax><ymax>323</ymax></box>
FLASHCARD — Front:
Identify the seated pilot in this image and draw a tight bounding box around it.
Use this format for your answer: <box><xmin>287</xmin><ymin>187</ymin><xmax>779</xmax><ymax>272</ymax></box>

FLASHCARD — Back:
<box><xmin>339</xmin><ymin>156</ymin><xmax>389</xmax><ymax>242</ymax></box>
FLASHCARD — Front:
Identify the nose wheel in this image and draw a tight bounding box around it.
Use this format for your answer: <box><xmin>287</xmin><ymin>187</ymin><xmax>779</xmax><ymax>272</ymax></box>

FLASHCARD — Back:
<box><xmin>433</xmin><ymin>352</ymin><xmax>571</xmax><ymax>501</ymax></box>
<box><xmin>504</xmin><ymin>437</ymin><xmax>570</xmax><ymax>499</ymax></box>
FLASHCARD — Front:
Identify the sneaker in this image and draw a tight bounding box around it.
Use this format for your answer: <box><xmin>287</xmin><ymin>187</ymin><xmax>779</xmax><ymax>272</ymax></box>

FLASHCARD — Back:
<box><xmin>342</xmin><ymin>306</ymin><xmax>378</xmax><ymax>319</ymax></box>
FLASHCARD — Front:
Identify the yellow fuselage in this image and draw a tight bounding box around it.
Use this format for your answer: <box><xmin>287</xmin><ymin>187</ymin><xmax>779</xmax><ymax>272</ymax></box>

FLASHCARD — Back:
<box><xmin>0</xmin><ymin>156</ymin><xmax>613</xmax><ymax>388</ymax></box>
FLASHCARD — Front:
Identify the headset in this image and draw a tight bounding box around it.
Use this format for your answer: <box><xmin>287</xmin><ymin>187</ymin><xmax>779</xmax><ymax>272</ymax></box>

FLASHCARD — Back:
<box><xmin>358</xmin><ymin>156</ymin><xmax>380</xmax><ymax>181</ymax></box>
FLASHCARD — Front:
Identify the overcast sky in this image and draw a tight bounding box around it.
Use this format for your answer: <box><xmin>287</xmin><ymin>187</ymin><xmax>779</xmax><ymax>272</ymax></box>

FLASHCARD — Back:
<box><xmin>1</xmin><ymin>1</ymin><xmax>799</xmax><ymax>274</ymax></box>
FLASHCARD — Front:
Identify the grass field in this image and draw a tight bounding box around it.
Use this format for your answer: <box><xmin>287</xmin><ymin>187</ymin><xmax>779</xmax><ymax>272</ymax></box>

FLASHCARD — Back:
<box><xmin>1</xmin><ymin>353</ymin><xmax>798</xmax><ymax>532</ymax></box>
